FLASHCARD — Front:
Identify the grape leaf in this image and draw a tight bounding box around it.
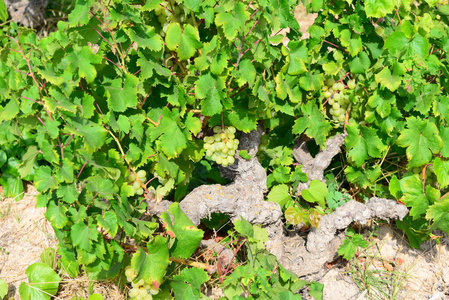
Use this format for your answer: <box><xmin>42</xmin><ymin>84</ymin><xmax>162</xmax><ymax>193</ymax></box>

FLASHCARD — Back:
<box><xmin>19</xmin><ymin>263</ymin><xmax>61</xmax><ymax>300</ymax></box>
<box><xmin>127</xmin><ymin>24</ymin><xmax>163</xmax><ymax>52</ymax></box>
<box><xmin>374</xmin><ymin>63</ymin><xmax>404</xmax><ymax>91</ymax></box>
<box><xmin>426</xmin><ymin>197</ymin><xmax>449</xmax><ymax>234</ymax></box>
<box><xmin>195</xmin><ymin>73</ymin><xmax>224</xmax><ymax>116</ymax></box>
<box><xmin>171</xmin><ymin>268</ymin><xmax>209</xmax><ymax>299</ymax></box>
<box><xmin>215</xmin><ymin>2</ymin><xmax>250</xmax><ymax>40</ymax></box>
<box><xmin>104</xmin><ymin>74</ymin><xmax>139</xmax><ymax>112</ymax></box>
<box><xmin>267</xmin><ymin>184</ymin><xmax>292</xmax><ymax>209</ymax></box>
<box><xmin>150</xmin><ymin>108</ymin><xmax>188</xmax><ymax>158</ymax></box>
<box><xmin>301</xmin><ymin>180</ymin><xmax>328</xmax><ymax>208</ymax></box>
<box><xmin>165</xmin><ymin>23</ymin><xmax>202</xmax><ymax>61</ymax></box>
<box><xmin>397</xmin><ymin>117</ymin><xmax>443</xmax><ymax>167</ymax></box>
<box><xmin>292</xmin><ymin>101</ymin><xmax>332</xmax><ymax>147</ymax></box>
<box><xmin>340</xmin><ymin>29</ymin><xmax>363</xmax><ymax>56</ymax></box>
<box><xmin>433</xmin><ymin>157</ymin><xmax>449</xmax><ymax>188</ymax></box>
<box><xmin>0</xmin><ymin>0</ymin><xmax>8</xmax><ymax>23</ymax></box>
<box><xmin>71</xmin><ymin>221</ymin><xmax>99</xmax><ymax>252</ymax></box>
<box><xmin>65</xmin><ymin>46</ymin><xmax>101</xmax><ymax>83</ymax></box>
<box><xmin>345</xmin><ymin>123</ymin><xmax>386</xmax><ymax>167</ymax></box>
<box><xmin>401</xmin><ymin>175</ymin><xmax>429</xmax><ymax>219</ymax></box>
<box><xmin>96</xmin><ymin>211</ymin><xmax>119</xmax><ymax>238</ymax></box>
<box><xmin>160</xmin><ymin>203</ymin><xmax>204</xmax><ymax>259</ymax></box>
<box><xmin>17</xmin><ymin>146</ymin><xmax>39</xmax><ymax>178</ymax></box>
<box><xmin>132</xmin><ymin>236</ymin><xmax>170</xmax><ymax>288</ymax></box>
<box><xmin>364</xmin><ymin>0</ymin><xmax>395</xmax><ymax>18</ymax></box>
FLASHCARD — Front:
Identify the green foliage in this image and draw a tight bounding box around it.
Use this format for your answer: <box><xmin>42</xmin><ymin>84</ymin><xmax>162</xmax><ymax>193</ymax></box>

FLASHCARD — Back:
<box><xmin>0</xmin><ymin>278</ymin><xmax>7</xmax><ymax>300</ymax></box>
<box><xmin>222</xmin><ymin>220</ymin><xmax>318</xmax><ymax>299</ymax></box>
<box><xmin>0</xmin><ymin>0</ymin><xmax>448</xmax><ymax>296</ymax></box>
<box><xmin>338</xmin><ymin>228</ymin><xmax>370</xmax><ymax>260</ymax></box>
<box><xmin>19</xmin><ymin>263</ymin><xmax>61</xmax><ymax>300</ymax></box>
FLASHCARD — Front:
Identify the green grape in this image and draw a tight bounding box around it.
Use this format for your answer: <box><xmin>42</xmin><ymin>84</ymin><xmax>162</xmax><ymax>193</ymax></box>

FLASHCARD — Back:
<box><xmin>328</xmin><ymin>98</ymin><xmax>335</xmax><ymax>105</ymax></box>
<box><xmin>333</xmin><ymin>93</ymin><xmax>342</xmax><ymax>101</ymax></box>
<box><xmin>326</xmin><ymin>78</ymin><xmax>335</xmax><ymax>86</ymax></box>
<box><xmin>228</xmin><ymin>156</ymin><xmax>235</xmax><ymax>164</ymax></box>
<box><xmin>323</xmin><ymin>91</ymin><xmax>332</xmax><ymax>98</ymax></box>
<box><xmin>347</xmin><ymin>80</ymin><xmax>356</xmax><ymax>89</ymax></box>
<box><xmin>332</xmin><ymin>103</ymin><xmax>340</xmax><ymax>110</ymax></box>
<box><xmin>137</xmin><ymin>170</ymin><xmax>146</xmax><ymax>178</ymax></box>
<box><xmin>202</xmin><ymin>126</ymin><xmax>239</xmax><ymax>166</ymax></box>
<box><xmin>136</xmin><ymin>188</ymin><xmax>144</xmax><ymax>195</ymax></box>
<box><xmin>132</xmin><ymin>181</ymin><xmax>140</xmax><ymax>190</ymax></box>
<box><xmin>129</xmin><ymin>174</ymin><xmax>136</xmax><ymax>182</ymax></box>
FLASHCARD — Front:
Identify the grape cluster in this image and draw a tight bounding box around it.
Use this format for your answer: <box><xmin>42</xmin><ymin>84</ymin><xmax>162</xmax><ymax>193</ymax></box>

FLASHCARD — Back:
<box><xmin>322</xmin><ymin>78</ymin><xmax>355</xmax><ymax>127</ymax></box>
<box><xmin>128</xmin><ymin>170</ymin><xmax>147</xmax><ymax>196</ymax></box>
<box><xmin>412</xmin><ymin>166</ymin><xmax>437</xmax><ymax>186</ymax></box>
<box><xmin>154</xmin><ymin>1</ymin><xmax>184</xmax><ymax>37</ymax></box>
<box><xmin>203</xmin><ymin>126</ymin><xmax>239</xmax><ymax>167</ymax></box>
<box><xmin>125</xmin><ymin>266</ymin><xmax>159</xmax><ymax>300</ymax></box>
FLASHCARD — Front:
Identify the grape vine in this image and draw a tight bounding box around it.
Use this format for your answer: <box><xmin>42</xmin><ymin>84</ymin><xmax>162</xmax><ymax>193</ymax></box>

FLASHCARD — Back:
<box><xmin>0</xmin><ymin>0</ymin><xmax>448</xmax><ymax>298</ymax></box>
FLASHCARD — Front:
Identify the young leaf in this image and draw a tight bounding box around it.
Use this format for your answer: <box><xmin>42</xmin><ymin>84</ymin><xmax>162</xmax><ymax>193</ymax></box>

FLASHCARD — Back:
<box><xmin>301</xmin><ymin>180</ymin><xmax>328</xmax><ymax>208</ymax></box>
<box><xmin>267</xmin><ymin>184</ymin><xmax>292</xmax><ymax>209</ymax></box>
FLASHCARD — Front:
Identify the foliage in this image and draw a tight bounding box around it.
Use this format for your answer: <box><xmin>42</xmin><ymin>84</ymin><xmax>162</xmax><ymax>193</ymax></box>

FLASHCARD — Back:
<box><xmin>0</xmin><ymin>0</ymin><xmax>448</xmax><ymax>297</ymax></box>
<box><xmin>0</xmin><ymin>279</ymin><xmax>7</xmax><ymax>300</ymax></box>
<box><xmin>338</xmin><ymin>228</ymin><xmax>370</xmax><ymax>260</ymax></box>
<box><xmin>19</xmin><ymin>263</ymin><xmax>61</xmax><ymax>300</ymax></box>
<box><xmin>222</xmin><ymin>219</ymin><xmax>319</xmax><ymax>299</ymax></box>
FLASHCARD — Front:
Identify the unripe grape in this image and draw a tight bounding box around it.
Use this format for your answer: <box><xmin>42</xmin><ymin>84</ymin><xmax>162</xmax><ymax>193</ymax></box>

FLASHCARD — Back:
<box><xmin>227</xmin><ymin>126</ymin><xmax>236</xmax><ymax>134</ymax></box>
<box><xmin>332</xmin><ymin>83</ymin><xmax>339</xmax><ymax>91</ymax></box>
<box><xmin>326</xmin><ymin>78</ymin><xmax>335</xmax><ymax>86</ymax></box>
<box><xmin>229</xmin><ymin>150</ymin><xmax>235</xmax><ymax>156</ymax></box>
<box><xmin>137</xmin><ymin>170</ymin><xmax>146</xmax><ymax>178</ymax></box>
<box><xmin>213</xmin><ymin>126</ymin><xmax>221</xmax><ymax>133</ymax></box>
<box><xmin>333</xmin><ymin>93</ymin><xmax>342</xmax><ymax>101</ymax></box>
<box><xmin>206</xmin><ymin>150</ymin><xmax>213</xmax><ymax>157</ymax></box>
<box><xmin>220</xmin><ymin>133</ymin><xmax>227</xmax><ymax>139</ymax></box>
<box><xmin>128</xmin><ymin>174</ymin><xmax>136</xmax><ymax>182</ymax></box>
<box><xmin>323</xmin><ymin>91</ymin><xmax>332</xmax><ymax>98</ymax></box>
<box><xmin>136</xmin><ymin>188</ymin><xmax>144</xmax><ymax>195</ymax></box>
<box><xmin>226</xmin><ymin>133</ymin><xmax>235</xmax><ymax>140</ymax></box>
<box><xmin>132</xmin><ymin>181</ymin><xmax>140</xmax><ymax>190</ymax></box>
<box><xmin>216</xmin><ymin>156</ymin><xmax>223</xmax><ymax>164</ymax></box>
<box><xmin>332</xmin><ymin>103</ymin><xmax>340</xmax><ymax>110</ymax></box>
<box><xmin>328</xmin><ymin>98</ymin><xmax>335</xmax><ymax>105</ymax></box>
<box><xmin>347</xmin><ymin>80</ymin><xmax>356</xmax><ymax>89</ymax></box>
<box><xmin>228</xmin><ymin>156</ymin><xmax>235</xmax><ymax>164</ymax></box>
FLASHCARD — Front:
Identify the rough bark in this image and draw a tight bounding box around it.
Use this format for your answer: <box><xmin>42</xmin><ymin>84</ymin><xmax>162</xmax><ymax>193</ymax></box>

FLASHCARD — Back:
<box><xmin>293</xmin><ymin>133</ymin><xmax>347</xmax><ymax>194</ymax></box>
<box><xmin>147</xmin><ymin>127</ymin><xmax>408</xmax><ymax>278</ymax></box>
<box><xmin>4</xmin><ymin>0</ymin><xmax>48</xmax><ymax>28</ymax></box>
